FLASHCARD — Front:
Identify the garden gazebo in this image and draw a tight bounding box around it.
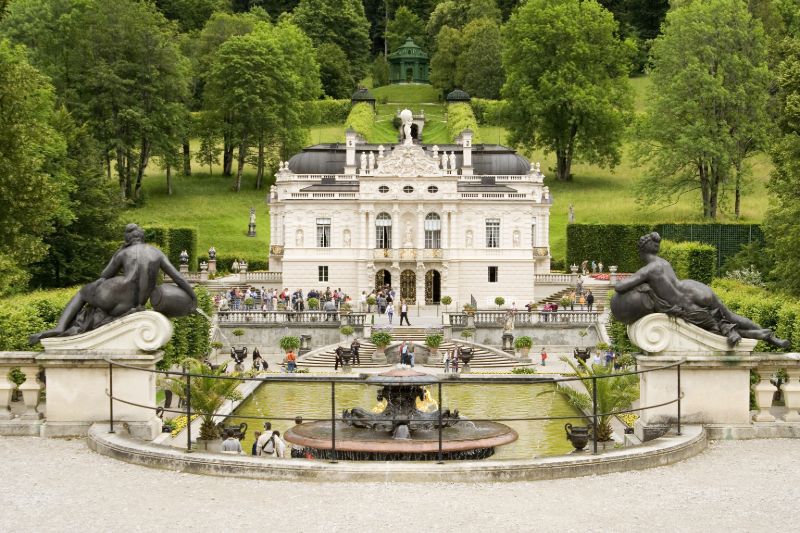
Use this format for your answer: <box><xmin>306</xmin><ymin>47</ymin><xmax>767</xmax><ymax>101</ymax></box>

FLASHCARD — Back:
<box><xmin>388</xmin><ymin>38</ymin><xmax>430</xmax><ymax>84</ymax></box>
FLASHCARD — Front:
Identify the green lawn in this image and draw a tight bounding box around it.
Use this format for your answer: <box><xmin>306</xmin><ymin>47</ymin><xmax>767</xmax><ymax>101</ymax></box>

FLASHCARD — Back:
<box><xmin>132</xmin><ymin>169</ymin><xmax>270</xmax><ymax>259</ymax></box>
<box><xmin>372</xmin><ymin>83</ymin><xmax>441</xmax><ymax>103</ymax></box>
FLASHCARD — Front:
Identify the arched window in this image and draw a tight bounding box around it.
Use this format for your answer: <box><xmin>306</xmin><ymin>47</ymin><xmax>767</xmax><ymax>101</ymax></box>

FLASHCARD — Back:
<box><xmin>424</xmin><ymin>213</ymin><xmax>441</xmax><ymax>249</ymax></box>
<box><xmin>376</xmin><ymin>212</ymin><xmax>392</xmax><ymax>249</ymax></box>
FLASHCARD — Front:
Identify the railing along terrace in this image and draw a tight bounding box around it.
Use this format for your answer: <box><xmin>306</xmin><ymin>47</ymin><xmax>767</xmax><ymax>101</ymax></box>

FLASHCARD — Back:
<box><xmin>448</xmin><ymin>310</ymin><xmax>600</xmax><ymax>327</ymax></box>
<box><xmin>244</xmin><ymin>271</ymin><xmax>282</xmax><ymax>283</ymax></box>
<box><xmin>534</xmin><ymin>273</ymin><xmax>573</xmax><ymax>284</ymax></box>
<box><xmin>217</xmin><ymin>310</ymin><xmax>367</xmax><ymax>326</ymax></box>
<box><xmin>105</xmin><ymin>358</ymin><xmax>685</xmax><ymax>458</ymax></box>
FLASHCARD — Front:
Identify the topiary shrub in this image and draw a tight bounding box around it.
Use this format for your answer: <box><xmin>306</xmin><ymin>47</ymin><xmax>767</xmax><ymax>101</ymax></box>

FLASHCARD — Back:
<box><xmin>447</xmin><ymin>102</ymin><xmax>480</xmax><ymax>142</ymax></box>
<box><xmin>307</xmin><ymin>297</ymin><xmax>320</xmax><ymax>310</ymax></box>
<box><xmin>340</xmin><ymin>325</ymin><xmax>354</xmax><ymax>337</ymax></box>
<box><xmin>660</xmin><ymin>240</ymin><xmax>716</xmax><ymax>285</ymax></box>
<box><xmin>495</xmin><ymin>296</ymin><xmax>505</xmax><ymax>308</ymax></box>
<box><xmin>345</xmin><ymin>102</ymin><xmax>374</xmax><ymax>137</ymax></box>
<box><xmin>460</xmin><ymin>328</ymin><xmax>474</xmax><ymax>339</ymax></box>
<box><xmin>425</xmin><ymin>334</ymin><xmax>443</xmax><ymax>349</ymax></box>
<box><xmin>513</xmin><ymin>336</ymin><xmax>533</xmax><ymax>350</ymax></box>
<box><xmin>370</xmin><ymin>331</ymin><xmax>392</xmax><ymax>348</ymax></box>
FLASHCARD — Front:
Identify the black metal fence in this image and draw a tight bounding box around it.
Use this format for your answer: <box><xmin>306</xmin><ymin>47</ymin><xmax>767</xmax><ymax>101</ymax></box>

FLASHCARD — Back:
<box><xmin>106</xmin><ymin>360</ymin><xmax>684</xmax><ymax>461</ymax></box>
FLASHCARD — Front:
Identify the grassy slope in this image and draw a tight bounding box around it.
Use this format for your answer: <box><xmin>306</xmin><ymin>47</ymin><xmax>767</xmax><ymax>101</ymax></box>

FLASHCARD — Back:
<box><xmin>134</xmin><ymin>78</ymin><xmax>770</xmax><ymax>264</ymax></box>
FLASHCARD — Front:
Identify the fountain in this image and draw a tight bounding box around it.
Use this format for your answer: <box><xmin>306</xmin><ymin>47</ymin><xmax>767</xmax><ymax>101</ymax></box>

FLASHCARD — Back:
<box><xmin>284</xmin><ymin>367</ymin><xmax>518</xmax><ymax>460</ymax></box>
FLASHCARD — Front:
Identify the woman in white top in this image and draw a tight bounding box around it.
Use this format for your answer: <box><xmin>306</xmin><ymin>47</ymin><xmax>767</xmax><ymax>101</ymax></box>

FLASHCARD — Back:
<box><xmin>386</xmin><ymin>303</ymin><xmax>395</xmax><ymax>324</ymax></box>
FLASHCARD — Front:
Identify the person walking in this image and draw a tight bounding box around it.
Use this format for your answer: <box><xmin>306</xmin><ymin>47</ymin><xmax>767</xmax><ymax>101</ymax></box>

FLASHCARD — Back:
<box><xmin>286</xmin><ymin>348</ymin><xmax>297</xmax><ymax>373</ymax></box>
<box><xmin>540</xmin><ymin>347</ymin><xmax>548</xmax><ymax>367</ymax></box>
<box><xmin>586</xmin><ymin>290</ymin><xmax>594</xmax><ymax>312</ymax></box>
<box><xmin>386</xmin><ymin>302</ymin><xmax>395</xmax><ymax>324</ymax></box>
<box><xmin>351</xmin><ymin>338</ymin><xmax>361</xmax><ymax>366</ymax></box>
<box><xmin>251</xmin><ymin>431</ymin><xmax>261</xmax><ymax>455</ymax></box>
<box><xmin>400</xmin><ymin>341</ymin><xmax>409</xmax><ymax>365</ymax></box>
<box><xmin>399</xmin><ymin>299</ymin><xmax>411</xmax><ymax>326</ymax></box>
<box><xmin>221</xmin><ymin>430</ymin><xmax>243</xmax><ymax>454</ymax></box>
<box><xmin>408</xmin><ymin>343</ymin><xmax>415</xmax><ymax>367</ymax></box>
<box><xmin>452</xmin><ymin>346</ymin><xmax>460</xmax><ymax>373</ymax></box>
<box><xmin>443</xmin><ymin>348</ymin><xmax>450</xmax><ymax>373</ymax></box>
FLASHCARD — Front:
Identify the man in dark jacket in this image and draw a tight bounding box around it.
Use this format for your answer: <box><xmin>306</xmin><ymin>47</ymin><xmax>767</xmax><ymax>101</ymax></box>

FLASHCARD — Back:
<box><xmin>586</xmin><ymin>290</ymin><xmax>594</xmax><ymax>311</ymax></box>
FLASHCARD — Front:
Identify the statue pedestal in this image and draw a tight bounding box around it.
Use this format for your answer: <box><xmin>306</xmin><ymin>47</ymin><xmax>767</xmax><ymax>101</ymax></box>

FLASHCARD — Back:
<box><xmin>37</xmin><ymin>311</ymin><xmax>171</xmax><ymax>440</ymax></box>
<box><xmin>248</xmin><ymin>223</ymin><xmax>256</xmax><ymax>237</ymax></box>
<box><xmin>630</xmin><ymin>313</ymin><xmax>759</xmax><ymax>440</ymax></box>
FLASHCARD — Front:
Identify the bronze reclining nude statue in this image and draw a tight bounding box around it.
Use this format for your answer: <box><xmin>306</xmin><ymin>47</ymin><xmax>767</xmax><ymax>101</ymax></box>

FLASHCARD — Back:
<box><xmin>29</xmin><ymin>223</ymin><xmax>197</xmax><ymax>344</ymax></box>
<box><xmin>610</xmin><ymin>232</ymin><xmax>790</xmax><ymax>350</ymax></box>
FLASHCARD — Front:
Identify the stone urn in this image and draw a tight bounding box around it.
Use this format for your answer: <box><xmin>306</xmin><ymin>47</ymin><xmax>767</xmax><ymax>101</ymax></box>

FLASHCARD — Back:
<box><xmin>459</xmin><ymin>348</ymin><xmax>474</xmax><ymax>373</ymax></box>
<box><xmin>565</xmin><ymin>423</ymin><xmax>589</xmax><ymax>452</ymax></box>
<box><xmin>341</xmin><ymin>349</ymin><xmax>353</xmax><ymax>373</ymax></box>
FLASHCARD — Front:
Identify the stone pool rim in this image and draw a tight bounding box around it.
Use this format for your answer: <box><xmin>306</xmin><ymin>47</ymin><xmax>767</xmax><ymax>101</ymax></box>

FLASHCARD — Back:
<box><xmin>87</xmin><ymin>424</ymin><xmax>706</xmax><ymax>482</ymax></box>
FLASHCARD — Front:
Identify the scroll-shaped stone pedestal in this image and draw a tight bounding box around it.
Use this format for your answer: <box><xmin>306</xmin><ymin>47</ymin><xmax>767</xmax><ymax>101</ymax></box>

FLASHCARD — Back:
<box><xmin>631</xmin><ymin>313</ymin><xmax>758</xmax><ymax>440</ymax></box>
<box><xmin>37</xmin><ymin>311</ymin><xmax>172</xmax><ymax>440</ymax></box>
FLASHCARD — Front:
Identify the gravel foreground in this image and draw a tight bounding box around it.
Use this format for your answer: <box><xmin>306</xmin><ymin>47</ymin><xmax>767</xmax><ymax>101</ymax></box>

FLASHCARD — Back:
<box><xmin>1</xmin><ymin>437</ymin><xmax>798</xmax><ymax>532</ymax></box>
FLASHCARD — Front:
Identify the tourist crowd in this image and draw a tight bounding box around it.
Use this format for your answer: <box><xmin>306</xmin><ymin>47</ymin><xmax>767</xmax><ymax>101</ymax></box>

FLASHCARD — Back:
<box><xmin>215</xmin><ymin>286</ymin><xmax>353</xmax><ymax>313</ymax></box>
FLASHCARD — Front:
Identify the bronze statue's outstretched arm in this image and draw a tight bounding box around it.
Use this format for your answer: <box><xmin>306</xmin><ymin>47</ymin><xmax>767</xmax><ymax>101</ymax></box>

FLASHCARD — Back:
<box><xmin>160</xmin><ymin>253</ymin><xmax>197</xmax><ymax>305</ymax></box>
<box><xmin>614</xmin><ymin>266</ymin><xmax>651</xmax><ymax>293</ymax></box>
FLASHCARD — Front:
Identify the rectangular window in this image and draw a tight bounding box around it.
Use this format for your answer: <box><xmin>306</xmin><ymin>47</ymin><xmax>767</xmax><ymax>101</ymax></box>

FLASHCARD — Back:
<box><xmin>318</xmin><ymin>265</ymin><xmax>328</xmax><ymax>282</ymax></box>
<box><xmin>488</xmin><ymin>266</ymin><xmax>498</xmax><ymax>283</ymax></box>
<box><xmin>486</xmin><ymin>219</ymin><xmax>500</xmax><ymax>248</ymax></box>
<box><xmin>424</xmin><ymin>216</ymin><xmax>442</xmax><ymax>249</ymax></box>
<box><xmin>316</xmin><ymin>218</ymin><xmax>331</xmax><ymax>248</ymax></box>
<box><xmin>531</xmin><ymin>220</ymin><xmax>537</xmax><ymax>247</ymax></box>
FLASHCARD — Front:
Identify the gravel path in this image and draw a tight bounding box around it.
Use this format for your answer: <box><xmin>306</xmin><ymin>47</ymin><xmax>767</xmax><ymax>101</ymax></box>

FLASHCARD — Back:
<box><xmin>1</xmin><ymin>437</ymin><xmax>798</xmax><ymax>532</ymax></box>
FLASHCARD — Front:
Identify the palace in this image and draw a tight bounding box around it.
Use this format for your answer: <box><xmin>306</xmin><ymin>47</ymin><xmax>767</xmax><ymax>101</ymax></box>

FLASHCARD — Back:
<box><xmin>268</xmin><ymin>118</ymin><xmax>552</xmax><ymax>308</ymax></box>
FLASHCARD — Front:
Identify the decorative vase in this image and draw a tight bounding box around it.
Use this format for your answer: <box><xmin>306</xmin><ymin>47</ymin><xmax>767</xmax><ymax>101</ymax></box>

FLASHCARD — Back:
<box><xmin>565</xmin><ymin>423</ymin><xmax>589</xmax><ymax>452</ymax></box>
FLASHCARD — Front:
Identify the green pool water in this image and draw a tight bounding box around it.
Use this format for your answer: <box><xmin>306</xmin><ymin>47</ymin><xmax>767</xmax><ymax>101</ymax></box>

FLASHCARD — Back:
<box><xmin>227</xmin><ymin>381</ymin><xmax>585</xmax><ymax>460</ymax></box>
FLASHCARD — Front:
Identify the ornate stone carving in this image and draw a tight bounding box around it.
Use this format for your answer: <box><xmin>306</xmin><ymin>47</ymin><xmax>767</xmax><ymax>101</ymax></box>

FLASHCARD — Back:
<box><xmin>628</xmin><ymin>313</ymin><xmax>757</xmax><ymax>357</ymax></box>
<box><xmin>270</xmin><ymin>244</ymin><xmax>284</xmax><ymax>256</ymax></box>
<box><xmin>41</xmin><ymin>311</ymin><xmax>173</xmax><ymax>353</ymax></box>
<box><xmin>374</xmin><ymin>144</ymin><xmax>443</xmax><ymax>177</ymax></box>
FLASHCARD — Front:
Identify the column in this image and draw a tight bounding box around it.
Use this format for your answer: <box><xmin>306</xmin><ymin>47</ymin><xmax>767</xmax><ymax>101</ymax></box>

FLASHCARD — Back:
<box><xmin>392</xmin><ymin>205</ymin><xmax>400</xmax><ymax>249</ymax></box>
<box><xmin>366</xmin><ymin>211</ymin><xmax>373</xmax><ymax>249</ymax></box>
<box><xmin>417</xmin><ymin>207</ymin><xmax>425</xmax><ymax>250</ymax></box>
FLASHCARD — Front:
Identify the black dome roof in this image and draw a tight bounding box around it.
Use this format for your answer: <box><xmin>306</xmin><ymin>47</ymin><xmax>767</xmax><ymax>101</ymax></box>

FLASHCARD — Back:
<box><xmin>446</xmin><ymin>89</ymin><xmax>471</xmax><ymax>102</ymax></box>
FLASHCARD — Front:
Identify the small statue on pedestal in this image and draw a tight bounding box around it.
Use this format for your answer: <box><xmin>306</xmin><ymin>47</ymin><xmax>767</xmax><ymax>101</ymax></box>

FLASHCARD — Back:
<box><xmin>248</xmin><ymin>207</ymin><xmax>256</xmax><ymax>237</ymax></box>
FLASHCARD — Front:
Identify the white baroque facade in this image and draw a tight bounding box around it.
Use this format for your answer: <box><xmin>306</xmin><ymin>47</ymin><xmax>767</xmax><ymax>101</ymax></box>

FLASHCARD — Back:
<box><xmin>268</xmin><ymin>125</ymin><xmax>552</xmax><ymax>308</ymax></box>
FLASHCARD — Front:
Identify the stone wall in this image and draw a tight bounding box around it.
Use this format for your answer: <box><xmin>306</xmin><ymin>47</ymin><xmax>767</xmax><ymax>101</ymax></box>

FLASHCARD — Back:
<box><xmin>456</xmin><ymin>323</ymin><xmax>601</xmax><ymax>350</ymax></box>
<box><xmin>218</xmin><ymin>324</ymin><xmax>365</xmax><ymax>355</ymax></box>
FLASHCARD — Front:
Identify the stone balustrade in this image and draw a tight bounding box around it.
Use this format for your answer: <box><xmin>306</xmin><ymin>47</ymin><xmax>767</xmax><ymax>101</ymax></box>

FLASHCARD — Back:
<box><xmin>217</xmin><ymin>310</ymin><xmax>368</xmax><ymax>326</ymax></box>
<box><xmin>750</xmin><ymin>354</ymin><xmax>800</xmax><ymax>423</ymax></box>
<box><xmin>244</xmin><ymin>271</ymin><xmax>283</xmax><ymax>283</ymax></box>
<box><xmin>448</xmin><ymin>310</ymin><xmax>599</xmax><ymax>327</ymax></box>
<box><xmin>534</xmin><ymin>273</ymin><xmax>573</xmax><ymax>284</ymax></box>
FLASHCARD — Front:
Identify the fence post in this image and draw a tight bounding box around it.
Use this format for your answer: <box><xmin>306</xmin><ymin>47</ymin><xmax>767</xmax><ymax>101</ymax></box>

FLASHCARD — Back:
<box><xmin>677</xmin><ymin>363</ymin><xmax>682</xmax><ymax>436</ymax></box>
<box><xmin>108</xmin><ymin>361</ymin><xmax>115</xmax><ymax>434</ymax></box>
<box><xmin>330</xmin><ymin>381</ymin><xmax>337</xmax><ymax>463</ymax></box>
<box><xmin>437</xmin><ymin>381</ymin><xmax>443</xmax><ymax>463</ymax></box>
<box><xmin>186</xmin><ymin>372</ymin><xmax>192</xmax><ymax>453</ymax></box>
<box><xmin>592</xmin><ymin>375</ymin><xmax>598</xmax><ymax>455</ymax></box>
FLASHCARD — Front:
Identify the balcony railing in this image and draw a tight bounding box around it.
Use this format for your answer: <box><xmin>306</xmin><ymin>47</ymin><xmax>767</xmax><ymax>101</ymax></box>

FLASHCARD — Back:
<box><xmin>217</xmin><ymin>311</ymin><xmax>367</xmax><ymax>326</ymax></box>
<box><xmin>449</xmin><ymin>310</ymin><xmax>599</xmax><ymax>327</ymax></box>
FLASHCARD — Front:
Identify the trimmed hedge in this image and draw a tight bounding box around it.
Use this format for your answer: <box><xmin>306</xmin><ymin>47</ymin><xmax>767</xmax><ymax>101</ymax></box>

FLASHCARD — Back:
<box><xmin>144</xmin><ymin>226</ymin><xmax>168</xmax><ymax>251</ymax></box>
<box><xmin>712</xmin><ymin>279</ymin><xmax>800</xmax><ymax>352</ymax></box>
<box><xmin>471</xmin><ymin>98</ymin><xmax>510</xmax><ymax>126</ymax></box>
<box><xmin>198</xmin><ymin>255</ymin><xmax>268</xmax><ymax>274</ymax></box>
<box><xmin>447</xmin><ymin>102</ymin><xmax>480</xmax><ymax>143</ymax></box>
<box><xmin>655</xmin><ymin>223</ymin><xmax>764</xmax><ymax>271</ymax></box>
<box><xmin>167</xmin><ymin>227</ymin><xmax>198</xmax><ymax>271</ymax></box>
<box><xmin>344</xmin><ymin>102</ymin><xmax>374</xmax><ymax>137</ymax></box>
<box><xmin>660</xmin><ymin>240</ymin><xmax>716</xmax><ymax>285</ymax></box>
<box><xmin>0</xmin><ymin>288</ymin><xmax>77</xmax><ymax>351</ymax></box>
<box><xmin>566</xmin><ymin>224</ymin><xmax>652</xmax><ymax>273</ymax></box>
<box><xmin>305</xmin><ymin>99</ymin><xmax>350</xmax><ymax>125</ymax></box>
<box><xmin>160</xmin><ymin>286</ymin><xmax>212</xmax><ymax>369</ymax></box>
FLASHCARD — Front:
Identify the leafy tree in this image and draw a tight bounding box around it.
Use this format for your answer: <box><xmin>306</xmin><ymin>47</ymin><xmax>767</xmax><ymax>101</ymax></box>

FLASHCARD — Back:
<box><xmin>634</xmin><ymin>0</ymin><xmax>771</xmax><ymax>219</ymax></box>
<box><xmin>0</xmin><ymin>40</ymin><xmax>68</xmax><ymax>295</ymax></box>
<box><xmin>429</xmin><ymin>26</ymin><xmax>463</xmax><ymax>94</ymax></box>
<box><xmin>204</xmin><ymin>20</ymin><xmax>319</xmax><ymax>191</ymax></box>
<box><xmin>193</xmin><ymin>113</ymin><xmax>223</xmax><ymax>175</ymax></box>
<box><xmin>317</xmin><ymin>42</ymin><xmax>355</xmax><ymax>99</ymax></box>
<box><xmin>30</xmin><ymin>112</ymin><xmax>121</xmax><ymax>288</ymax></box>
<box><xmin>372</xmin><ymin>53</ymin><xmax>390</xmax><ymax>87</ymax></box>
<box><xmin>155</xmin><ymin>0</ymin><xmax>230</xmax><ymax>32</ymax></box>
<box><xmin>196</xmin><ymin>10</ymin><xmax>265</xmax><ymax>176</ymax></box>
<box><xmin>503</xmin><ymin>0</ymin><xmax>633</xmax><ymax>181</ymax></box>
<box><xmin>386</xmin><ymin>6</ymin><xmax>426</xmax><ymax>52</ymax></box>
<box><xmin>458</xmin><ymin>17</ymin><xmax>504</xmax><ymax>99</ymax></box>
<box><xmin>427</xmin><ymin>0</ymin><xmax>500</xmax><ymax>50</ymax></box>
<box><xmin>292</xmin><ymin>0</ymin><xmax>371</xmax><ymax>82</ymax></box>
<box><xmin>764</xmin><ymin>37</ymin><xmax>800</xmax><ymax>295</ymax></box>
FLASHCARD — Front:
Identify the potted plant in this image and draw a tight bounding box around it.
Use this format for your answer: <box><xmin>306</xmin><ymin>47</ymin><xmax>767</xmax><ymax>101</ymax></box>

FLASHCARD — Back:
<box><xmin>596</xmin><ymin>342</ymin><xmax>610</xmax><ymax>353</ymax></box>
<box><xmin>440</xmin><ymin>296</ymin><xmax>452</xmax><ymax>313</ymax></box>
<box><xmin>424</xmin><ymin>333</ymin><xmax>443</xmax><ymax>359</ymax></box>
<box><xmin>495</xmin><ymin>296</ymin><xmax>505</xmax><ymax>309</ymax></box>
<box><xmin>340</xmin><ymin>303</ymin><xmax>352</xmax><ymax>315</ymax></box>
<box><xmin>209</xmin><ymin>341</ymin><xmax>223</xmax><ymax>358</ymax></box>
<box><xmin>165</xmin><ymin>359</ymin><xmax>242</xmax><ymax>452</ymax></box>
<box><xmin>514</xmin><ymin>336</ymin><xmax>533</xmax><ymax>358</ymax></box>
<box><xmin>8</xmin><ymin>367</ymin><xmax>25</xmax><ymax>403</ymax></box>
<box><xmin>244</xmin><ymin>297</ymin><xmax>255</xmax><ymax>310</ymax></box>
<box><xmin>462</xmin><ymin>304</ymin><xmax>477</xmax><ymax>316</ymax></box>
<box><xmin>460</xmin><ymin>328</ymin><xmax>474</xmax><ymax>340</ymax></box>
<box><xmin>340</xmin><ymin>325</ymin><xmax>355</xmax><ymax>343</ymax></box>
<box><xmin>279</xmin><ymin>335</ymin><xmax>301</xmax><ymax>354</ymax></box>
<box><xmin>370</xmin><ymin>331</ymin><xmax>393</xmax><ymax>363</ymax></box>
<box><xmin>307</xmin><ymin>297</ymin><xmax>320</xmax><ymax>310</ymax></box>
<box><xmin>366</xmin><ymin>296</ymin><xmax>377</xmax><ymax>313</ymax></box>
<box><xmin>559</xmin><ymin>296</ymin><xmax>572</xmax><ymax>310</ymax></box>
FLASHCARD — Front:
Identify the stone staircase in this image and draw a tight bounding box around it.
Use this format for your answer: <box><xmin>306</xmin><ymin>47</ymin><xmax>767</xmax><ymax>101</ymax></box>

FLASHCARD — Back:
<box><xmin>297</xmin><ymin>326</ymin><xmax>520</xmax><ymax>370</ymax></box>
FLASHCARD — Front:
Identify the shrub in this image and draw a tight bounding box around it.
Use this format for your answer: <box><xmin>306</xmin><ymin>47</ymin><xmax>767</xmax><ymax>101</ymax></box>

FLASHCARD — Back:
<box><xmin>596</xmin><ymin>342</ymin><xmax>610</xmax><ymax>351</ymax></box>
<box><xmin>514</xmin><ymin>336</ymin><xmax>533</xmax><ymax>350</ymax></box>
<box><xmin>425</xmin><ymin>334</ymin><xmax>443</xmax><ymax>349</ymax></box>
<box><xmin>232</xmin><ymin>328</ymin><xmax>245</xmax><ymax>337</ymax></box>
<box><xmin>460</xmin><ymin>328</ymin><xmax>474</xmax><ymax>339</ymax></box>
<box><xmin>279</xmin><ymin>336</ymin><xmax>301</xmax><ymax>352</ymax></box>
<box><xmin>724</xmin><ymin>265</ymin><xmax>765</xmax><ymax>288</ymax></box>
<box><xmin>143</xmin><ymin>226</ymin><xmax>168</xmax><ymax>251</ymax></box>
<box><xmin>371</xmin><ymin>331</ymin><xmax>393</xmax><ymax>348</ymax></box>
<box><xmin>447</xmin><ymin>102</ymin><xmax>480</xmax><ymax>143</ymax></box>
<box><xmin>305</xmin><ymin>99</ymin><xmax>350</xmax><ymax>125</ymax></box>
<box><xmin>660</xmin><ymin>240</ymin><xmax>716</xmax><ymax>285</ymax></box>
<box><xmin>463</xmin><ymin>304</ymin><xmax>477</xmax><ymax>315</ymax></box>
<box><xmin>8</xmin><ymin>367</ymin><xmax>26</xmax><ymax>387</ymax></box>
<box><xmin>307</xmin><ymin>297</ymin><xmax>320</xmax><ymax>310</ymax></box>
<box><xmin>345</xmin><ymin>102</ymin><xmax>374</xmax><ymax>137</ymax></box>
<box><xmin>471</xmin><ymin>98</ymin><xmax>510</xmax><ymax>125</ymax></box>
<box><xmin>210</xmin><ymin>341</ymin><xmax>223</xmax><ymax>350</ymax></box>
<box><xmin>0</xmin><ymin>287</ymin><xmax>82</xmax><ymax>351</ymax></box>
<box><xmin>340</xmin><ymin>325</ymin><xmax>354</xmax><ymax>337</ymax></box>
<box><xmin>366</xmin><ymin>296</ymin><xmax>377</xmax><ymax>306</ymax></box>
<box><xmin>567</xmin><ymin>224</ymin><xmax>652</xmax><ymax>273</ymax></box>
<box><xmin>440</xmin><ymin>296</ymin><xmax>452</xmax><ymax>306</ymax></box>
<box><xmin>559</xmin><ymin>297</ymin><xmax>571</xmax><ymax>308</ymax></box>
<box><xmin>494</xmin><ymin>296</ymin><xmax>505</xmax><ymax>308</ymax></box>
<box><xmin>160</xmin><ymin>286</ymin><xmax>212</xmax><ymax>369</ymax></box>
<box><xmin>167</xmin><ymin>227</ymin><xmax>198</xmax><ymax>271</ymax></box>
<box><xmin>511</xmin><ymin>367</ymin><xmax>537</xmax><ymax>374</ymax></box>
